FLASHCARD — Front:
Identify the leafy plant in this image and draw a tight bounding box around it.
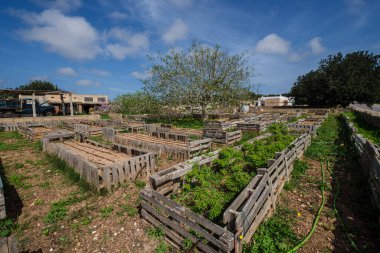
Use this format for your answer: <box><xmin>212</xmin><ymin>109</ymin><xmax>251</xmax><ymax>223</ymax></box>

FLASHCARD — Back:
<box><xmin>174</xmin><ymin>123</ymin><xmax>296</xmax><ymax>222</ymax></box>
<box><xmin>147</xmin><ymin>227</ymin><xmax>165</xmax><ymax>239</ymax></box>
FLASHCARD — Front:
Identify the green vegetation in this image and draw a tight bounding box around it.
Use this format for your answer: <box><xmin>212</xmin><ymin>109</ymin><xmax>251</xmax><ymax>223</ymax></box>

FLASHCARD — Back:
<box><xmin>118</xmin><ymin>204</ymin><xmax>138</xmax><ymax>217</ymax></box>
<box><xmin>244</xmin><ymin>207</ymin><xmax>299</xmax><ymax>252</ymax></box>
<box><xmin>0</xmin><ymin>132</ymin><xmax>30</xmax><ymax>151</ymax></box>
<box><xmin>147</xmin><ymin>227</ymin><xmax>171</xmax><ymax>253</ymax></box>
<box><xmin>89</xmin><ymin>135</ymin><xmax>112</xmax><ymax>145</ymax></box>
<box><xmin>100</xmin><ymin>114</ymin><xmax>110</xmax><ymax>120</ymax></box>
<box><xmin>284</xmin><ymin>160</ymin><xmax>309</xmax><ymax>191</ymax></box>
<box><xmin>100</xmin><ymin>206</ymin><xmax>114</xmax><ymax>218</ymax></box>
<box><xmin>305</xmin><ymin>115</ymin><xmax>339</xmax><ymax>160</ymax></box>
<box><xmin>44</xmin><ymin>194</ymin><xmax>88</xmax><ymax>224</ymax></box>
<box><xmin>145</xmin><ymin>116</ymin><xmax>204</xmax><ymax>129</ymax></box>
<box><xmin>343</xmin><ymin>110</ymin><xmax>380</xmax><ymax>145</ymax></box>
<box><xmin>0</xmin><ymin>218</ymin><xmax>15</xmax><ymax>237</ymax></box>
<box><xmin>286</xmin><ymin>114</ymin><xmax>308</xmax><ymax>124</ymax></box>
<box><xmin>134</xmin><ymin>180</ymin><xmax>146</xmax><ymax>189</ymax></box>
<box><xmin>290</xmin><ymin>51</ymin><xmax>380</xmax><ymax>107</ymax></box>
<box><xmin>173</xmin><ymin>123</ymin><xmax>295</xmax><ymax>222</ymax></box>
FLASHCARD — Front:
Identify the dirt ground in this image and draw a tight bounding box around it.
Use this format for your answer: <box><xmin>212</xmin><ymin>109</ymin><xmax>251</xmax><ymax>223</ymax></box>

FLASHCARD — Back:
<box><xmin>277</xmin><ymin>156</ymin><xmax>380</xmax><ymax>253</ymax></box>
<box><xmin>0</xmin><ymin>134</ymin><xmax>177</xmax><ymax>253</ymax></box>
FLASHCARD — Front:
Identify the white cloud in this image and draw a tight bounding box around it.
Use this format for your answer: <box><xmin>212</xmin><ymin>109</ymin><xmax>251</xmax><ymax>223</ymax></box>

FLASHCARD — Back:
<box><xmin>255</xmin><ymin>33</ymin><xmax>290</xmax><ymax>55</ymax></box>
<box><xmin>89</xmin><ymin>69</ymin><xmax>111</xmax><ymax>77</ymax></box>
<box><xmin>104</xmin><ymin>28</ymin><xmax>149</xmax><ymax>60</ymax></box>
<box><xmin>130</xmin><ymin>70</ymin><xmax>151</xmax><ymax>79</ymax></box>
<box><xmin>107</xmin><ymin>11</ymin><xmax>128</xmax><ymax>20</ymax></box>
<box><xmin>162</xmin><ymin>19</ymin><xmax>188</xmax><ymax>44</ymax></box>
<box><xmin>16</xmin><ymin>9</ymin><xmax>101</xmax><ymax>60</ymax></box>
<box><xmin>308</xmin><ymin>37</ymin><xmax>326</xmax><ymax>55</ymax></box>
<box><xmin>57</xmin><ymin>67</ymin><xmax>77</xmax><ymax>76</ymax></box>
<box><xmin>30</xmin><ymin>0</ymin><xmax>82</xmax><ymax>12</ymax></box>
<box><xmin>75</xmin><ymin>79</ymin><xmax>100</xmax><ymax>87</ymax></box>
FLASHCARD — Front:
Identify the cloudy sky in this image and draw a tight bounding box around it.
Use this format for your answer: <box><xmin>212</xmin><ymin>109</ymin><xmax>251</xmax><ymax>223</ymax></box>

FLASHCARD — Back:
<box><xmin>0</xmin><ymin>0</ymin><xmax>379</xmax><ymax>98</ymax></box>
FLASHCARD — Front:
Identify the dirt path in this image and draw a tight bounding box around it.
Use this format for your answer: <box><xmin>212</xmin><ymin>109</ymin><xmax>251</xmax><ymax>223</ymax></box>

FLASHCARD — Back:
<box><xmin>0</xmin><ymin>133</ymin><xmax>169</xmax><ymax>253</ymax></box>
<box><xmin>275</xmin><ymin>115</ymin><xmax>380</xmax><ymax>253</ymax></box>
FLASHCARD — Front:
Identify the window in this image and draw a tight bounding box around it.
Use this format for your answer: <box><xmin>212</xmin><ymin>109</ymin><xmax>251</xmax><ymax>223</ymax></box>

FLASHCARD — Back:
<box><xmin>84</xmin><ymin>97</ymin><xmax>93</xmax><ymax>102</ymax></box>
<box><xmin>97</xmin><ymin>97</ymin><xmax>106</xmax><ymax>102</ymax></box>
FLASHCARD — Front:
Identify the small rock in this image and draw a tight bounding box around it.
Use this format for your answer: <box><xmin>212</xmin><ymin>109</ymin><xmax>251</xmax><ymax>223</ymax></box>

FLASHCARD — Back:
<box><xmin>92</xmin><ymin>231</ymin><xmax>97</xmax><ymax>234</ymax></box>
<box><xmin>93</xmin><ymin>237</ymin><xmax>98</xmax><ymax>241</ymax></box>
<box><xmin>120</xmin><ymin>227</ymin><xmax>124</xmax><ymax>231</ymax></box>
<box><xmin>61</xmin><ymin>225</ymin><xmax>65</xmax><ymax>229</ymax></box>
<box><xmin>114</xmin><ymin>232</ymin><xmax>118</xmax><ymax>236</ymax></box>
<box><xmin>301</xmin><ymin>204</ymin><xmax>306</xmax><ymax>208</ymax></box>
<box><xmin>137</xmin><ymin>229</ymin><xmax>140</xmax><ymax>232</ymax></box>
<box><xmin>134</xmin><ymin>222</ymin><xmax>137</xmax><ymax>226</ymax></box>
<box><xmin>49</xmin><ymin>248</ymin><xmax>53</xmax><ymax>252</ymax></box>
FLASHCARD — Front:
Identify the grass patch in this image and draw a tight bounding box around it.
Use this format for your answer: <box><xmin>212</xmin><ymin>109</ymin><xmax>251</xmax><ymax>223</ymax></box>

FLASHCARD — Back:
<box><xmin>100</xmin><ymin>114</ymin><xmax>110</xmax><ymax>120</ymax></box>
<box><xmin>0</xmin><ymin>132</ymin><xmax>30</xmax><ymax>151</ymax></box>
<box><xmin>8</xmin><ymin>173</ymin><xmax>31</xmax><ymax>189</ymax></box>
<box><xmin>244</xmin><ymin>207</ymin><xmax>299</xmax><ymax>252</ymax></box>
<box><xmin>89</xmin><ymin>135</ymin><xmax>112</xmax><ymax>145</ymax></box>
<box><xmin>118</xmin><ymin>204</ymin><xmax>138</xmax><ymax>217</ymax></box>
<box><xmin>284</xmin><ymin>160</ymin><xmax>308</xmax><ymax>191</ymax></box>
<box><xmin>343</xmin><ymin>110</ymin><xmax>380</xmax><ymax>145</ymax></box>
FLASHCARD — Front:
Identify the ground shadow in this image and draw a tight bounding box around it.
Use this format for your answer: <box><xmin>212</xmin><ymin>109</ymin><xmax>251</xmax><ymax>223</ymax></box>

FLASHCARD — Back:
<box><xmin>0</xmin><ymin>157</ymin><xmax>23</xmax><ymax>220</ymax></box>
<box><xmin>329</xmin><ymin>116</ymin><xmax>380</xmax><ymax>252</ymax></box>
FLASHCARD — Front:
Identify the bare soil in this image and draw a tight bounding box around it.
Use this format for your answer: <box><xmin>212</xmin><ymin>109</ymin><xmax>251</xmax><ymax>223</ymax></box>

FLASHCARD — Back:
<box><xmin>277</xmin><ymin>157</ymin><xmax>380</xmax><ymax>253</ymax></box>
<box><xmin>0</xmin><ymin>135</ymin><xmax>179</xmax><ymax>253</ymax></box>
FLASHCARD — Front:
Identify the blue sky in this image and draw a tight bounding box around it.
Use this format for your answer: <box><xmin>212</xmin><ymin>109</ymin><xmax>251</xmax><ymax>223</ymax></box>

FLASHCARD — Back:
<box><xmin>0</xmin><ymin>0</ymin><xmax>379</xmax><ymax>99</ymax></box>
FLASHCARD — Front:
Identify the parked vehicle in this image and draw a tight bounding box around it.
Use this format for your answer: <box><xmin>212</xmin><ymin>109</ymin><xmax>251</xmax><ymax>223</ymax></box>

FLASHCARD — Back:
<box><xmin>0</xmin><ymin>98</ymin><xmax>55</xmax><ymax>116</ymax></box>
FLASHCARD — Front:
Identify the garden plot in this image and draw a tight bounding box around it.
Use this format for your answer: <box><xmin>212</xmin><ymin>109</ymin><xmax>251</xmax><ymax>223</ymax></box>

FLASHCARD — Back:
<box><xmin>18</xmin><ymin>125</ymin><xmax>55</xmax><ymax>140</ymax></box>
<box><xmin>114</xmin><ymin>132</ymin><xmax>211</xmax><ymax>161</ymax></box>
<box><xmin>141</xmin><ymin>123</ymin><xmax>313</xmax><ymax>252</ymax></box>
<box><xmin>43</xmin><ymin>133</ymin><xmax>157</xmax><ymax>191</ymax></box>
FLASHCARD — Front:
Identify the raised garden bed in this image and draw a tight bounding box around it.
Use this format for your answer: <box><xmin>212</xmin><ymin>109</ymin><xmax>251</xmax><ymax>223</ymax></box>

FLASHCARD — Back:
<box><xmin>42</xmin><ymin>132</ymin><xmax>157</xmax><ymax>191</ymax></box>
<box><xmin>18</xmin><ymin>125</ymin><xmax>55</xmax><ymax>140</ymax></box>
<box><xmin>141</xmin><ymin>125</ymin><xmax>312</xmax><ymax>252</ymax></box>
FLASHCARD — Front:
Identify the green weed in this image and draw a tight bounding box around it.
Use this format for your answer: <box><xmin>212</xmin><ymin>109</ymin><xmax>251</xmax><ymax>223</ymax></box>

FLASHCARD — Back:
<box><xmin>343</xmin><ymin>110</ymin><xmax>380</xmax><ymax>145</ymax></box>
<box><xmin>147</xmin><ymin>227</ymin><xmax>165</xmax><ymax>239</ymax></box>
<box><xmin>135</xmin><ymin>180</ymin><xmax>146</xmax><ymax>189</ymax></box>
<box><xmin>119</xmin><ymin>204</ymin><xmax>138</xmax><ymax>217</ymax></box>
<box><xmin>0</xmin><ymin>218</ymin><xmax>15</xmax><ymax>237</ymax></box>
<box><xmin>34</xmin><ymin>199</ymin><xmax>45</xmax><ymax>205</ymax></box>
<box><xmin>155</xmin><ymin>241</ymin><xmax>169</xmax><ymax>253</ymax></box>
<box><xmin>284</xmin><ymin>160</ymin><xmax>308</xmax><ymax>191</ymax></box>
<box><xmin>100</xmin><ymin>206</ymin><xmax>114</xmax><ymax>218</ymax></box>
<box><xmin>244</xmin><ymin>207</ymin><xmax>299</xmax><ymax>253</ymax></box>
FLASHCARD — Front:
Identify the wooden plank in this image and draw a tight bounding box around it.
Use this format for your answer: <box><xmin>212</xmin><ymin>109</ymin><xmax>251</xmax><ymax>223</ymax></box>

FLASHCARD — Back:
<box><xmin>141</xmin><ymin>203</ymin><xmax>220</xmax><ymax>253</ymax></box>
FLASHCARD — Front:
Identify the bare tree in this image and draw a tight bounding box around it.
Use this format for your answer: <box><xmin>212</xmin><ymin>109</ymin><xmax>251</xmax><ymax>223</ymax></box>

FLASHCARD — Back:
<box><xmin>143</xmin><ymin>41</ymin><xmax>254</xmax><ymax>119</ymax></box>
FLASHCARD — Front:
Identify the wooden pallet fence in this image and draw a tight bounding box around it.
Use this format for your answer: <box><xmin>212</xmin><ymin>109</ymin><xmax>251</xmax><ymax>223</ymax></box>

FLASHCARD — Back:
<box><xmin>236</xmin><ymin>122</ymin><xmax>270</xmax><ymax>132</ymax></box>
<box><xmin>287</xmin><ymin>123</ymin><xmax>319</xmax><ymax>135</ymax></box>
<box><xmin>204</xmin><ymin>120</ymin><xmax>243</xmax><ymax>130</ymax></box>
<box><xmin>203</xmin><ymin>129</ymin><xmax>242</xmax><ymax>145</ymax></box>
<box><xmin>114</xmin><ymin>133</ymin><xmax>212</xmax><ymax>161</ymax></box>
<box><xmin>143</xmin><ymin>133</ymin><xmax>311</xmax><ymax>253</ymax></box>
<box><xmin>345</xmin><ymin>117</ymin><xmax>380</xmax><ymax>215</ymax></box>
<box><xmin>43</xmin><ymin>134</ymin><xmax>157</xmax><ymax>191</ymax></box>
<box><xmin>223</xmin><ymin>134</ymin><xmax>311</xmax><ymax>251</ymax></box>
<box><xmin>103</xmin><ymin>127</ymin><xmax>116</xmax><ymax>142</ymax></box>
<box><xmin>151</xmin><ymin>131</ymin><xmax>189</xmax><ymax>142</ymax></box>
<box><xmin>0</xmin><ymin>236</ymin><xmax>18</xmax><ymax>253</ymax></box>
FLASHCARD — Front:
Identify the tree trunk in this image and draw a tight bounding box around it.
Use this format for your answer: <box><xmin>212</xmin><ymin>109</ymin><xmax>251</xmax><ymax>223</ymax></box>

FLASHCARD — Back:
<box><xmin>201</xmin><ymin>104</ymin><xmax>208</xmax><ymax>121</ymax></box>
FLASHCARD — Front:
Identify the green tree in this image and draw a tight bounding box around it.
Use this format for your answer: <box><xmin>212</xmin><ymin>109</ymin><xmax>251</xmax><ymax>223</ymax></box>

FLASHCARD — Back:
<box><xmin>290</xmin><ymin>51</ymin><xmax>380</xmax><ymax>107</ymax></box>
<box><xmin>18</xmin><ymin>80</ymin><xmax>59</xmax><ymax>91</ymax></box>
<box><xmin>142</xmin><ymin>41</ymin><xmax>254</xmax><ymax>119</ymax></box>
<box><xmin>111</xmin><ymin>91</ymin><xmax>160</xmax><ymax>115</ymax></box>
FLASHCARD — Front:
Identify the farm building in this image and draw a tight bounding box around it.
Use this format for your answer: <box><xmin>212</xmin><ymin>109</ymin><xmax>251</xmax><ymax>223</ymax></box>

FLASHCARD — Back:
<box><xmin>256</xmin><ymin>95</ymin><xmax>294</xmax><ymax>107</ymax></box>
<box><xmin>19</xmin><ymin>92</ymin><xmax>108</xmax><ymax>114</ymax></box>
